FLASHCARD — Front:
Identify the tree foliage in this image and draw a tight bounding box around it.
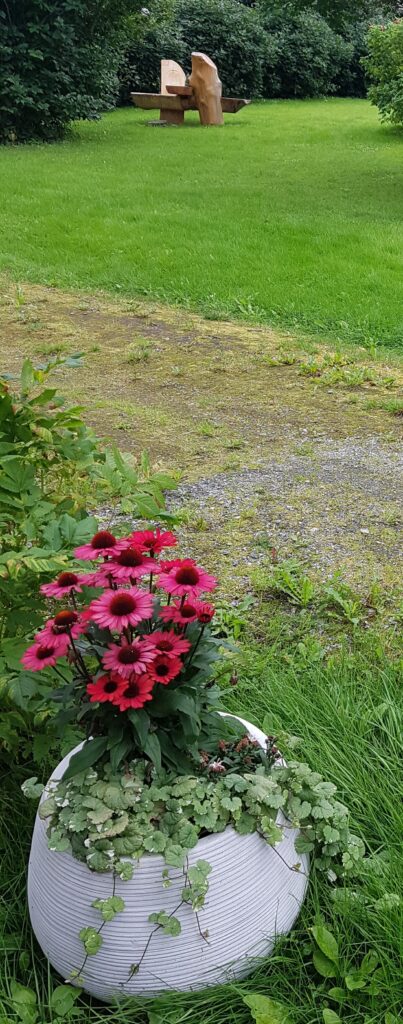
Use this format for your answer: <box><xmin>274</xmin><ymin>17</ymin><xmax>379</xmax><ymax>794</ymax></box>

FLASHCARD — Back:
<box><xmin>0</xmin><ymin>0</ymin><xmax>141</xmax><ymax>143</ymax></box>
<box><xmin>364</xmin><ymin>18</ymin><xmax>403</xmax><ymax>126</ymax></box>
<box><xmin>260</xmin><ymin>7</ymin><xmax>353</xmax><ymax>98</ymax></box>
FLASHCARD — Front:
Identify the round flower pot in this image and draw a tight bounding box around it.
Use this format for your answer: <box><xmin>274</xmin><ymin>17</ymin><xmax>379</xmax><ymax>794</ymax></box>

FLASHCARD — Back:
<box><xmin>28</xmin><ymin>716</ymin><xmax>309</xmax><ymax>1000</ymax></box>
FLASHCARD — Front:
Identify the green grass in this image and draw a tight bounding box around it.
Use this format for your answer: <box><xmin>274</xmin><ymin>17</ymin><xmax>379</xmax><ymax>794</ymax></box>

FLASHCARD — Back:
<box><xmin>1</xmin><ymin>100</ymin><xmax>403</xmax><ymax>349</ymax></box>
<box><xmin>1</xmin><ymin>626</ymin><xmax>401</xmax><ymax>1024</ymax></box>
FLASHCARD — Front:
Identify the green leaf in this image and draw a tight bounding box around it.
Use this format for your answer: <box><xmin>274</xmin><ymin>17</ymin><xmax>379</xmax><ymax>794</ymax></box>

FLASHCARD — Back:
<box><xmin>359</xmin><ymin>951</ymin><xmax>378</xmax><ymax>976</ymax></box>
<box><xmin>344</xmin><ymin>973</ymin><xmax>367</xmax><ymax>991</ymax></box>
<box><xmin>327</xmin><ymin>989</ymin><xmax>347</xmax><ymax>1004</ymax></box>
<box><xmin>62</xmin><ymin>737</ymin><xmax>108</xmax><ymax>780</ymax></box>
<box><xmin>164</xmin><ymin>843</ymin><xmax>186</xmax><ymax>868</ymax></box>
<box><xmin>20</xmin><ymin>359</ymin><xmax>35</xmax><ymax>395</ymax></box>
<box><xmin>92</xmin><ymin>896</ymin><xmax>125</xmax><ymax>921</ymax></box>
<box><xmin>313</xmin><ymin>950</ymin><xmax>338</xmax><ymax>978</ymax></box>
<box><xmin>311</xmin><ymin>925</ymin><xmax>339</xmax><ymax>965</ymax></box>
<box><xmin>115</xmin><ymin>860</ymin><xmax>134</xmax><ymax>881</ymax></box>
<box><xmin>21</xmin><ymin>777</ymin><xmax>44</xmax><ymax>800</ymax></box>
<box><xmin>143</xmin><ymin>732</ymin><xmax>161</xmax><ymax>770</ymax></box>
<box><xmin>10</xmin><ymin>981</ymin><xmax>38</xmax><ymax>1024</ymax></box>
<box><xmin>128</xmin><ymin>708</ymin><xmax>150</xmax><ymax>746</ymax></box>
<box><xmin>50</xmin><ymin>985</ymin><xmax>81</xmax><ymax>1017</ymax></box>
<box><xmin>242</xmin><ymin>994</ymin><xmax>291</xmax><ymax>1024</ymax></box>
<box><xmin>148</xmin><ymin>911</ymin><xmax>181</xmax><ymax>937</ymax></box>
<box><xmin>294</xmin><ymin>835</ymin><xmax>314</xmax><ymax>854</ymax></box>
<box><xmin>109</xmin><ymin>736</ymin><xmax>132</xmax><ymax>772</ymax></box>
<box><xmin>143</xmin><ymin>831</ymin><xmax>167</xmax><ymax>854</ymax></box>
<box><xmin>79</xmin><ymin>927</ymin><xmax>103</xmax><ymax>955</ymax></box>
<box><xmin>48</xmin><ymin>832</ymin><xmax>71</xmax><ymax>853</ymax></box>
<box><xmin>323</xmin><ymin>1011</ymin><xmax>342</xmax><ymax>1024</ymax></box>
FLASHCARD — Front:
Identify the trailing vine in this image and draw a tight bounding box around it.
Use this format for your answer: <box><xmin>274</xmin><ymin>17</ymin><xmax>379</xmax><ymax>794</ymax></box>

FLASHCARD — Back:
<box><xmin>25</xmin><ymin>751</ymin><xmax>366</xmax><ymax>975</ymax></box>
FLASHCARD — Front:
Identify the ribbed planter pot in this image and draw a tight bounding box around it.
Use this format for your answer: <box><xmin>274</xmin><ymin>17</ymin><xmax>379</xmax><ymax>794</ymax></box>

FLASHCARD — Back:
<box><xmin>28</xmin><ymin>716</ymin><xmax>309</xmax><ymax>1000</ymax></box>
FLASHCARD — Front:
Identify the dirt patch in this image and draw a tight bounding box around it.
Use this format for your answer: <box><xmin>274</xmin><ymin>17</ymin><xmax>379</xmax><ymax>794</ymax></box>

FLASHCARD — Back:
<box><xmin>1</xmin><ymin>276</ymin><xmax>402</xmax><ymax>591</ymax></box>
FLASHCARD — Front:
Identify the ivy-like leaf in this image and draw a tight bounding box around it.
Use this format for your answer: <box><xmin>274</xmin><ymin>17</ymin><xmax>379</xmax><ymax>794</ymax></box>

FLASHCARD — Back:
<box><xmin>48</xmin><ymin>831</ymin><xmax>71</xmax><ymax>853</ymax></box>
<box><xmin>164</xmin><ymin>842</ymin><xmax>186</xmax><ymax>868</ymax></box>
<box><xmin>92</xmin><ymin>896</ymin><xmax>125</xmax><ymax>921</ymax></box>
<box><xmin>21</xmin><ymin>777</ymin><xmax>44</xmax><ymax>801</ymax></box>
<box><xmin>38</xmin><ymin>795</ymin><xmax>57</xmax><ymax>819</ymax></box>
<box><xmin>148</xmin><ymin>911</ymin><xmax>181</xmax><ymax>937</ymax></box>
<box><xmin>79</xmin><ymin>927</ymin><xmax>103</xmax><ymax>955</ymax></box>
<box><xmin>143</xmin><ymin>831</ymin><xmax>168</xmax><ymax>854</ymax></box>
<box><xmin>115</xmin><ymin>859</ymin><xmax>134</xmax><ymax>881</ymax></box>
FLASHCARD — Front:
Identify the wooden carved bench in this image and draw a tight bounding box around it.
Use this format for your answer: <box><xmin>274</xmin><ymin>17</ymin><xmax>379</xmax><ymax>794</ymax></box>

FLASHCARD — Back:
<box><xmin>131</xmin><ymin>53</ymin><xmax>250</xmax><ymax>126</ymax></box>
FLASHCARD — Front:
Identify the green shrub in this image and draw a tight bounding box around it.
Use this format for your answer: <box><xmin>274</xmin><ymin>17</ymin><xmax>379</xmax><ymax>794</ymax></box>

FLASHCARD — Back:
<box><xmin>119</xmin><ymin>14</ymin><xmax>186</xmax><ymax>103</ymax></box>
<box><xmin>363</xmin><ymin>18</ymin><xmax>403</xmax><ymax>126</ymax></box>
<box><xmin>0</xmin><ymin>0</ymin><xmax>141</xmax><ymax>143</ymax></box>
<box><xmin>176</xmin><ymin>0</ymin><xmax>266</xmax><ymax>96</ymax></box>
<box><xmin>120</xmin><ymin>0</ymin><xmax>267</xmax><ymax>101</ymax></box>
<box><xmin>260</xmin><ymin>7</ymin><xmax>353</xmax><ymax>98</ymax></box>
<box><xmin>334</xmin><ymin>19</ymin><xmax>373</xmax><ymax>97</ymax></box>
<box><xmin>0</xmin><ymin>355</ymin><xmax>176</xmax><ymax>766</ymax></box>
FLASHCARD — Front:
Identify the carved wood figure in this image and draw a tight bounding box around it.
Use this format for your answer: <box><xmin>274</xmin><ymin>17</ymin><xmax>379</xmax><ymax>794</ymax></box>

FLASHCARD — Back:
<box><xmin>189</xmin><ymin>52</ymin><xmax>223</xmax><ymax>126</ymax></box>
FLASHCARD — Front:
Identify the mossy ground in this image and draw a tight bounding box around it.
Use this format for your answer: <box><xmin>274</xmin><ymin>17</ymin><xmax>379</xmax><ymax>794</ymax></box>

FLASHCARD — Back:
<box><xmin>1</xmin><ymin>276</ymin><xmax>402</xmax><ymax>599</ymax></box>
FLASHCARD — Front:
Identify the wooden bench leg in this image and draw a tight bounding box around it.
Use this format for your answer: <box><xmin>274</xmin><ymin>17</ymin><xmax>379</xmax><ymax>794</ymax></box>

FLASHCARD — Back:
<box><xmin>160</xmin><ymin>107</ymin><xmax>184</xmax><ymax>125</ymax></box>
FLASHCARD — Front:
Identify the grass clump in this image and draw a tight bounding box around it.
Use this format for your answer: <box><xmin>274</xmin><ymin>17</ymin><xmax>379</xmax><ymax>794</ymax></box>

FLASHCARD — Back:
<box><xmin>126</xmin><ymin>338</ymin><xmax>155</xmax><ymax>363</ymax></box>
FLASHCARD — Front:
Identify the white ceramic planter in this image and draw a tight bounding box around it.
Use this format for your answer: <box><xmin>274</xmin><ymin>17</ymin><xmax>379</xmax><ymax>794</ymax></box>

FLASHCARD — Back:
<box><xmin>28</xmin><ymin>716</ymin><xmax>309</xmax><ymax>999</ymax></box>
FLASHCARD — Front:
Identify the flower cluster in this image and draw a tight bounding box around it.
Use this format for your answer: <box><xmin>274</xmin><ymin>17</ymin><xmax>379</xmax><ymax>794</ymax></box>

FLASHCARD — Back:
<box><xmin>22</xmin><ymin>529</ymin><xmax>217</xmax><ymax>717</ymax></box>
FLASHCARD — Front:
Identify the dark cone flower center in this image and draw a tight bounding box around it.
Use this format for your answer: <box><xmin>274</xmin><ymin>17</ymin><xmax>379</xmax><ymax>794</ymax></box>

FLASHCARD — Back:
<box><xmin>110</xmin><ymin>593</ymin><xmax>136</xmax><ymax>616</ymax></box>
<box><xmin>181</xmin><ymin>604</ymin><xmax>197</xmax><ymax>619</ymax></box>
<box><xmin>104</xmin><ymin>679</ymin><xmax>119</xmax><ymax>694</ymax></box>
<box><xmin>57</xmin><ymin>572</ymin><xmax>79</xmax><ymax>587</ymax></box>
<box><xmin>119</xmin><ymin>647</ymin><xmax>140</xmax><ymax>665</ymax></box>
<box><xmin>37</xmin><ymin>645</ymin><xmax>56</xmax><ymax>660</ymax></box>
<box><xmin>91</xmin><ymin>530</ymin><xmax>116</xmax><ymax>550</ymax></box>
<box><xmin>53</xmin><ymin>610</ymin><xmax>78</xmax><ymax>632</ymax></box>
<box><xmin>155</xmin><ymin>660</ymin><xmax>170</xmax><ymax>677</ymax></box>
<box><xmin>122</xmin><ymin>680</ymin><xmax>140</xmax><ymax>699</ymax></box>
<box><xmin>117</xmin><ymin>547</ymin><xmax>144</xmax><ymax>568</ymax></box>
<box><xmin>156</xmin><ymin>639</ymin><xmax>173</xmax><ymax>652</ymax></box>
<box><xmin>175</xmin><ymin>566</ymin><xmax>199</xmax><ymax>586</ymax></box>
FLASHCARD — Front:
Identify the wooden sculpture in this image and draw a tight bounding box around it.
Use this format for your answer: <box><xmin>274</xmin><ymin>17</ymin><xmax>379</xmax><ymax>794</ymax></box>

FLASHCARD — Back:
<box><xmin>188</xmin><ymin>53</ymin><xmax>223</xmax><ymax>126</ymax></box>
<box><xmin>131</xmin><ymin>53</ymin><xmax>250</xmax><ymax>126</ymax></box>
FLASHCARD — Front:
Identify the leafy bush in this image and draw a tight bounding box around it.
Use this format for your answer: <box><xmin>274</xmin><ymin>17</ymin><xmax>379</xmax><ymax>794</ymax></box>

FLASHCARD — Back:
<box><xmin>333</xmin><ymin>20</ymin><xmax>372</xmax><ymax>97</ymax></box>
<box><xmin>260</xmin><ymin>7</ymin><xmax>353</xmax><ymax>98</ymax></box>
<box><xmin>119</xmin><ymin>12</ymin><xmax>186</xmax><ymax>103</ymax></box>
<box><xmin>120</xmin><ymin>0</ymin><xmax>267</xmax><ymax>101</ymax></box>
<box><xmin>0</xmin><ymin>356</ymin><xmax>176</xmax><ymax>766</ymax></box>
<box><xmin>175</xmin><ymin>0</ymin><xmax>267</xmax><ymax>96</ymax></box>
<box><xmin>363</xmin><ymin>18</ymin><xmax>403</xmax><ymax>126</ymax></box>
<box><xmin>0</xmin><ymin>0</ymin><xmax>141</xmax><ymax>143</ymax></box>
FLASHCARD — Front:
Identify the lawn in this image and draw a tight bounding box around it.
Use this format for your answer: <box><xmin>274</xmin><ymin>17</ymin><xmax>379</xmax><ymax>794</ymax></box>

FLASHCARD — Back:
<box><xmin>1</xmin><ymin>99</ymin><xmax>403</xmax><ymax>349</ymax></box>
